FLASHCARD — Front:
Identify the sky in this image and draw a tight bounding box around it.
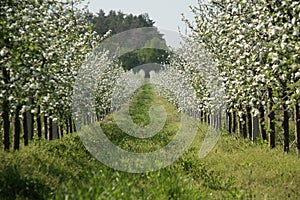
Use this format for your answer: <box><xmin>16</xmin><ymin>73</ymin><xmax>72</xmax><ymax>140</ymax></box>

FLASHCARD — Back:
<box><xmin>83</xmin><ymin>0</ymin><xmax>199</xmax><ymax>48</ymax></box>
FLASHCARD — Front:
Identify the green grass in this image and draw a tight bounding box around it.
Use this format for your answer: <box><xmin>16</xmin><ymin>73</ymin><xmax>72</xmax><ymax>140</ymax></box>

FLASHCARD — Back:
<box><xmin>1</xmin><ymin>83</ymin><xmax>300</xmax><ymax>199</ymax></box>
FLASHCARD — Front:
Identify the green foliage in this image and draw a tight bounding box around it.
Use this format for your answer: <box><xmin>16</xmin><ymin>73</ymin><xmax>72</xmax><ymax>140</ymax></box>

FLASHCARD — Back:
<box><xmin>89</xmin><ymin>10</ymin><xmax>155</xmax><ymax>36</ymax></box>
<box><xmin>119</xmin><ymin>48</ymin><xmax>170</xmax><ymax>74</ymax></box>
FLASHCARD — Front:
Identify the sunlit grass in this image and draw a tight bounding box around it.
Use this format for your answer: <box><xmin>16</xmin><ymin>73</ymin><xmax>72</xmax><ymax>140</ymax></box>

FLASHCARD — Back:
<box><xmin>1</xmin><ymin>83</ymin><xmax>300</xmax><ymax>199</ymax></box>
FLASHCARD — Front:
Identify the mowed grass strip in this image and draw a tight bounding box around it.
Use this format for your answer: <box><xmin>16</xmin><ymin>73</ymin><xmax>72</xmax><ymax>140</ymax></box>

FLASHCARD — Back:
<box><xmin>0</xmin><ymin>83</ymin><xmax>300</xmax><ymax>199</ymax></box>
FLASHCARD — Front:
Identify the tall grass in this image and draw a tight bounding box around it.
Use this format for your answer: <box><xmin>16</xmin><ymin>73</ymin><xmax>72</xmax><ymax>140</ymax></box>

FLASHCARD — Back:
<box><xmin>0</xmin><ymin>84</ymin><xmax>299</xmax><ymax>199</ymax></box>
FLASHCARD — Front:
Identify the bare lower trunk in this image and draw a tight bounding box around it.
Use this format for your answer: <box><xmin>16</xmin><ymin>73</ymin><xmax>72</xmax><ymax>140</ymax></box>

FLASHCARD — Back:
<box><xmin>238</xmin><ymin>114</ymin><xmax>242</xmax><ymax>137</ymax></box>
<box><xmin>294</xmin><ymin>103</ymin><xmax>300</xmax><ymax>157</ymax></box>
<box><xmin>49</xmin><ymin>118</ymin><xmax>53</xmax><ymax>140</ymax></box>
<box><xmin>232</xmin><ymin>111</ymin><xmax>236</xmax><ymax>134</ymax></box>
<box><xmin>66</xmin><ymin>118</ymin><xmax>69</xmax><ymax>134</ymax></box>
<box><xmin>27</xmin><ymin>98</ymin><xmax>34</xmax><ymax>140</ymax></box>
<box><xmin>60</xmin><ymin>122</ymin><xmax>64</xmax><ymax>138</ymax></box>
<box><xmin>23</xmin><ymin>112</ymin><xmax>29</xmax><ymax>146</ymax></box>
<box><xmin>259</xmin><ymin>105</ymin><xmax>267</xmax><ymax>140</ymax></box>
<box><xmin>268</xmin><ymin>87</ymin><xmax>275</xmax><ymax>148</ymax></box>
<box><xmin>2</xmin><ymin>68</ymin><xmax>10</xmax><ymax>151</ymax></box>
<box><xmin>69</xmin><ymin>116</ymin><xmax>73</xmax><ymax>134</ymax></box>
<box><xmin>44</xmin><ymin>115</ymin><xmax>48</xmax><ymax>140</ymax></box>
<box><xmin>252</xmin><ymin>115</ymin><xmax>259</xmax><ymax>142</ymax></box>
<box><xmin>242</xmin><ymin>113</ymin><xmax>247</xmax><ymax>139</ymax></box>
<box><xmin>37</xmin><ymin>106</ymin><xmax>42</xmax><ymax>138</ymax></box>
<box><xmin>73</xmin><ymin>118</ymin><xmax>76</xmax><ymax>132</ymax></box>
<box><xmin>13</xmin><ymin>105</ymin><xmax>22</xmax><ymax>150</ymax></box>
<box><xmin>207</xmin><ymin>113</ymin><xmax>210</xmax><ymax>125</ymax></box>
<box><xmin>246</xmin><ymin>107</ymin><xmax>252</xmax><ymax>140</ymax></box>
<box><xmin>282</xmin><ymin>103</ymin><xmax>289</xmax><ymax>153</ymax></box>
<box><xmin>227</xmin><ymin>110</ymin><xmax>232</xmax><ymax>134</ymax></box>
<box><xmin>200</xmin><ymin>110</ymin><xmax>204</xmax><ymax>122</ymax></box>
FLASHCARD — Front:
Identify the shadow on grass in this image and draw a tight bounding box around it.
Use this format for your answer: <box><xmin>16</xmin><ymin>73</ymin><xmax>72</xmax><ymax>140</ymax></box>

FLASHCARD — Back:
<box><xmin>0</xmin><ymin>165</ymin><xmax>50</xmax><ymax>200</ymax></box>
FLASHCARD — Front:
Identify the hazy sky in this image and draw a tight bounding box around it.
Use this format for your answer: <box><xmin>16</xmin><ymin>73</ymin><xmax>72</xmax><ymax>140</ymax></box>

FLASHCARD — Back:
<box><xmin>85</xmin><ymin>0</ymin><xmax>197</xmax><ymax>31</ymax></box>
<box><xmin>84</xmin><ymin>0</ymin><xmax>199</xmax><ymax>48</ymax></box>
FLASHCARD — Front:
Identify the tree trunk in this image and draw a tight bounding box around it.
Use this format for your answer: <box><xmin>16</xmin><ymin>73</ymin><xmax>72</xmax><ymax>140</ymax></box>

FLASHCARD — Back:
<box><xmin>246</xmin><ymin>107</ymin><xmax>252</xmax><ymax>140</ymax></box>
<box><xmin>232</xmin><ymin>111</ymin><xmax>236</xmax><ymax>134</ymax></box>
<box><xmin>60</xmin><ymin>122</ymin><xmax>64</xmax><ymax>138</ymax></box>
<box><xmin>242</xmin><ymin>113</ymin><xmax>247</xmax><ymax>139</ymax></box>
<box><xmin>37</xmin><ymin>106</ymin><xmax>42</xmax><ymax>138</ymax></box>
<box><xmin>69</xmin><ymin>116</ymin><xmax>73</xmax><ymax>134</ymax></box>
<box><xmin>27</xmin><ymin>98</ymin><xmax>34</xmax><ymax>140</ymax></box>
<box><xmin>23</xmin><ymin>112</ymin><xmax>29</xmax><ymax>146</ymax></box>
<box><xmin>44</xmin><ymin>115</ymin><xmax>48</xmax><ymax>140</ymax></box>
<box><xmin>282</xmin><ymin>102</ymin><xmax>289</xmax><ymax>153</ymax></box>
<box><xmin>49</xmin><ymin>118</ymin><xmax>53</xmax><ymax>140</ymax></box>
<box><xmin>259</xmin><ymin>105</ymin><xmax>267</xmax><ymax>140</ymax></box>
<box><xmin>268</xmin><ymin>87</ymin><xmax>276</xmax><ymax>148</ymax></box>
<box><xmin>294</xmin><ymin>103</ymin><xmax>300</xmax><ymax>157</ymax></box>
<box><xmin>252</xmin><ymin>115</ymin><xmax>259</xmax><ymax>142</ymax></box>
<box><xmin>66</xmin><ymin>118</ymin><xmax>69</xmax><ymax>135</ymax></box>
<box><xmin>217</xmin><ymin>109</ymin><xmax>222</xmax><ymax>131</ymax></box>
<box><xmin>200</xmin><ymin>110</ymin><xmax>204</xmax><ymax>122</ymax></box>
<box><xmin>207</xmin><ymin>114</ymin><xmax>210</xmax><ymax>125</ymax></box>
<box><xmin>73</xmin><ymin>118</ymin><xmax>76</xmax><ymax>132</ymax></box>
<box><xmin>13</xmin><ymin>105</ymin><xmax>22</xmax><ymax>150</ymax></box>
<box><xmin>52</xmin><ymin>120</ymin><xmax>58</xmax><ymax>139</ymax></box>
<box><xmin>2</xmin><ymin>68</ymin><xmax>10</xmax><ymax>151</ymax></box>
<box><xmin>227</xmin><ymin>110</ymin><xmax>232</xmax><ymax>134</ymax></box>
<box><xmin>238</xmin><ymin>114</ymin><xmax>242</xmax><ymax>137</ymax></box>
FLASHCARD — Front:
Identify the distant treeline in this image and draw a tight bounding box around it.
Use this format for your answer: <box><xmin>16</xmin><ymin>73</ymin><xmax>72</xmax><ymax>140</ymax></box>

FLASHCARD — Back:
<box><xmin>87</xmin><ymin>10</ymin><xmax>170</xmax><ymax>72</ymax></box>
<box><xmin>88</xmin><ymin>10</ymin><xmax>155</xmax><ymax>36</ymax></box>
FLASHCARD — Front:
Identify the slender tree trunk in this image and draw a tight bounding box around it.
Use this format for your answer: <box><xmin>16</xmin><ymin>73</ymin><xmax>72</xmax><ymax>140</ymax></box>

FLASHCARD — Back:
<box><xmin>44</xmin><ymin>115</ymin><xmax>48</xmax><ymax>140</ymax></box>
<box><xmin>52</xmin><ymin>120</ymin><xmax>58</xmax><ymax>139</ymax></box>
<box><xmin>259</xmin><ymin>105</ymin><xmax>267</xmax><ymax>140</ymax></box>
<box><xmin>252</xmin><ymin>115</ymin><xmax>259</xmax><ymax>142</ymax></box>
<box><xmin>37</xmin><ymin>106</ymin><xmax>42</xmax><ymax>138</ymax></box>
<box><xmin>73</xmin><ymin>118</ymin><xmax>76</xmax><ymax>132</ymax></box>
<box><xmin>23</xmin><ymin>112</ymin><xmax>29</xmax><ymax>146</ymax></box>
<box><xmin>294</xmin><ymin>103</ymin><xmax>300</xmax><ymax>157</ymax></box>
<box><xmin>232</xmin><ymin>111</ymin><xmax>237</xmax><ymax>134</ymax></box>
<box><xmin>28</xmin><ymin>98</ymin><xmax>34</xmax><ymax>140</ymax></box>
<box><xmin>227</xmin><ymin>110</ymin><xmax>232</xmax><ymax>134</ymax></box>
<box><xmin>246</xmin><ymin>107</ymin><xmax>252</xmax><ymax>140</ymax></box>
<box><xmin>84</xmin><ymin>115</ymin><xmax>87</xmax><ymax>125</ymax></box>
<box><xmin>242</xmin><ymin>113</ymin><xmax>247</xmax><ymax>139</ymax></box>
<box><xmin>66</xmin><ymin>118</ymin><xmax>69</xmax><ymax>135</ymax></box>
<box><xmin>69</xmin><ymin>116</ymin><xmax>73</xmax><ymax>134</ymax></box>
<box><xmin>199</xmin><ymin>110</ymin><xmax>203</xmax><ymax>122</ymax></box>
<box><xmin>207</xmin><ymin>113</ymin><xmax>210</xmax><ymax>125</ymax></box>
<box><xmin>60</xmin><ymin>122</ymin><xmax>64</xmax><ymax>138</ymax></box>
<box><xmin>49</xmin><ymin>118</ymin><xmax>53</xmax><ymax>140</ymax></box>
<box><xmin>218</xmin><ymin>109</ymin><xmax>222</xmax><ymax>131</ymax></box>
<box><xmin>268</xmin><ymin>87</ymin><xmax>276</xmax><ymax>148</ymax></box>
<box><xmin>2</xmin><ymin>97</ymin><xmax>10</xmax><ymax>151</ymax></box>
<box><xmin>238</xmin><ymin>114</ymin><xmax>242</xmax><ymax>137</ymax></box>
<box><xmin>13</xmin><ymin>105</ymin><xmax>22</xmax><ymax>150</ymax></box>
<box><xmin>282</xmin><ymin>102</ymin><xmax>289</xmax><ymax>153</ymax></box>
<box><xmin>210</xmin><ymin>114</ymin><xmax>214</xmax><ymax>128</ymax></box>
<box><xmin>2</xmin><ymin>68</ymin><xmax>10</xmax><ymax>151</ymax></box>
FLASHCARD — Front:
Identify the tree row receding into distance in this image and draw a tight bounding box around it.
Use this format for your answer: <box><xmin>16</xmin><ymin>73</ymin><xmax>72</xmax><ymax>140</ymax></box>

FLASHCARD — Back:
<box><xmin>1</xmin><ymin>0</ymin><xmax>299</xmax><ymax>157</ymax></box>
<box><xmin>0</xmin><ymin>0</ymin><xmax>162</xmax><ymax>151</ymax></box>
<box><xmin>180</xmin><ymin>0</ymin><xmax>299</xmax><ymax>155</ymax></box>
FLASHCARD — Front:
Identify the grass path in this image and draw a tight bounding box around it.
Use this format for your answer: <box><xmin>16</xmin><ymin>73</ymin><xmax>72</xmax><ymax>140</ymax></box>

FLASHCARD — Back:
<box><xmin>1</xmin><ymin>83</ymin><xmax>300</xmax><ymax>199</ymax></box>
